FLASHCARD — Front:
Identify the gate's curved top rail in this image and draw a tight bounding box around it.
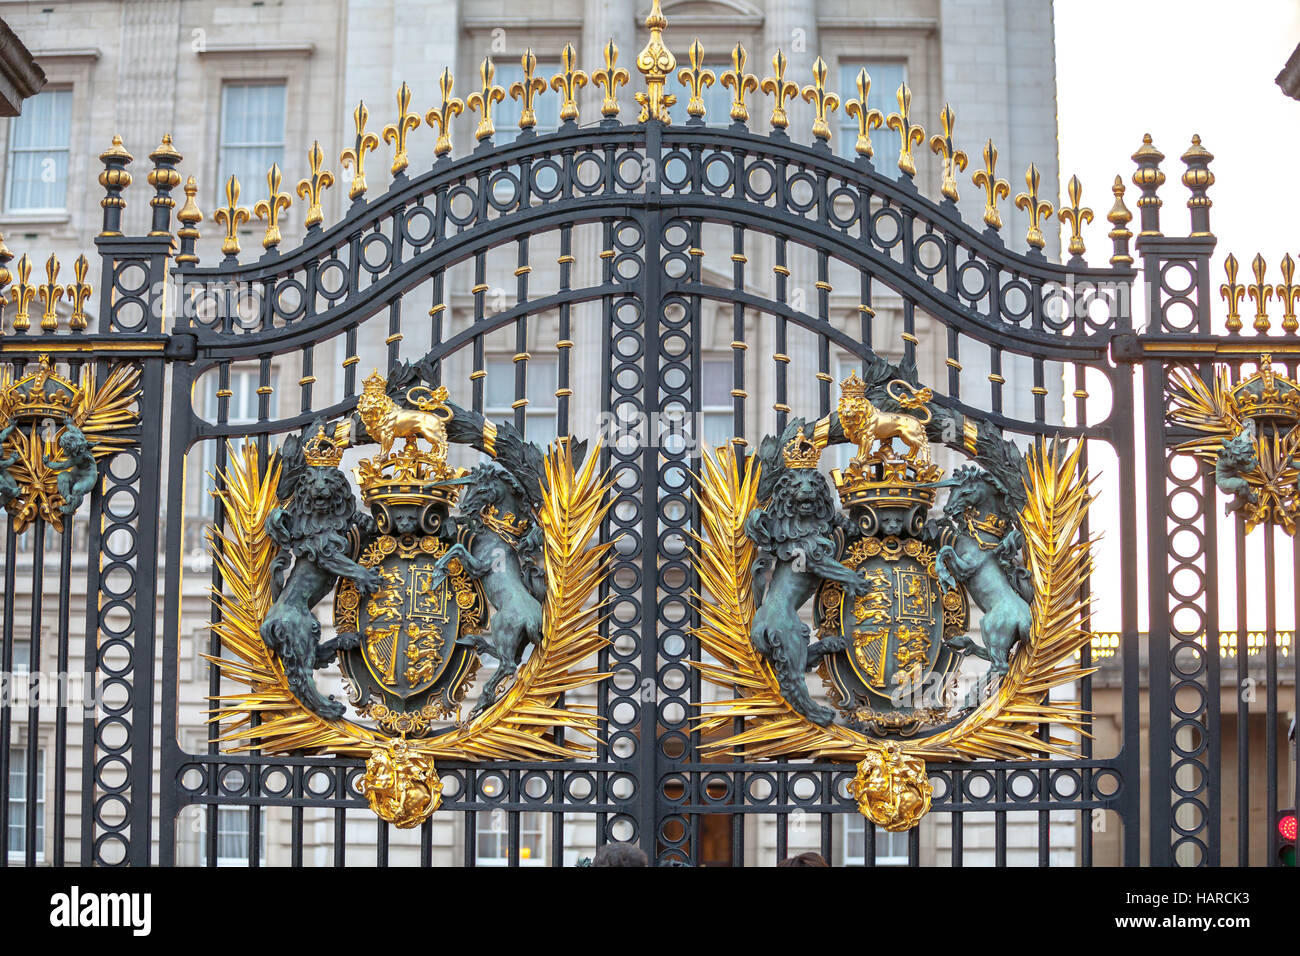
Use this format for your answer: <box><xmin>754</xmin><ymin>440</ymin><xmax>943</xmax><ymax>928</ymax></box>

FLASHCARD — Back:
<box><xmin>53</xmin><ymin>0</ymin><xmax>1164</xmax><ymax>358</ymax></box>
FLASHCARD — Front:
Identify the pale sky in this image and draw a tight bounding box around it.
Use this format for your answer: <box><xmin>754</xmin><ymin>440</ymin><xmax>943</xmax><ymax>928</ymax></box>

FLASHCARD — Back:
<box><xmin>1055</xmin><ymin>0</ymin><xmax>1300</xmax><ymax>632</ymax></box>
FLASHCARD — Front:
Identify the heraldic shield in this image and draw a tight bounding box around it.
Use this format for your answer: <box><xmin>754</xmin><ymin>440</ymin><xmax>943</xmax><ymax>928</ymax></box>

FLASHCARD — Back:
<box><xmin>206</xmin><ymin>359</ymin><xmax>613</xmax><ymax>830</ymax></box>
<box><xmin>691</xmin><ymin>353</ymin><xmax>1097</xmax><ymax>833</ymax></box>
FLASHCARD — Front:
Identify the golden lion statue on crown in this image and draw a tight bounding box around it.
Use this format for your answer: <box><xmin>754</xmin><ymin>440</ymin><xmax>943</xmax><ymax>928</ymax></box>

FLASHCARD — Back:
<box><xmin>357</xmin><ymin>370</ymin><xmax>452</xmax><ymax>459</ymax></box>
<box><xmin>838</xmin><ymin>371</ymin><xmax>934</xmax><ymax>468</ymax></box>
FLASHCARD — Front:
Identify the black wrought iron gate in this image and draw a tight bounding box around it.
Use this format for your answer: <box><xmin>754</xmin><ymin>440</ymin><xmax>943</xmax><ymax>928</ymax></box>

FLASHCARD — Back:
<box><xmin>0</xmin><ymin>19</ymin><xmax>1296</xmax><ymax>868</ymax></box>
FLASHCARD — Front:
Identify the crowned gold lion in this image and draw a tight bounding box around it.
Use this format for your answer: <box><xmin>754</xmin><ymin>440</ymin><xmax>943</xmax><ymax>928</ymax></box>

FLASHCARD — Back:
<box><xmin>357</xmin><ymin>370</ymin><xmax>453</xmax><ymax>459</ymax></box>
<box><xmin>838</xmin><ymin>372</ymin><xmax>933</xmax><ymax>468</ymax></box>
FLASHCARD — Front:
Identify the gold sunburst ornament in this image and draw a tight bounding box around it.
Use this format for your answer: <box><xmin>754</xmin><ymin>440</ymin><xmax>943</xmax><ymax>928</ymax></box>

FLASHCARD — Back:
<box><xmin>690</xmin><ymin>433</ymin><xmax>1095</xmax><ymax>831</ymax></box>
<box><xmin>1168</xmin><ymin>353</ymin><xmax>1300</xmax><ymax>533</ymax></box>
<box><xmin>207</xmin><ymin>393</ymin><xmax>613</xmax><ymax>829</ymax></box>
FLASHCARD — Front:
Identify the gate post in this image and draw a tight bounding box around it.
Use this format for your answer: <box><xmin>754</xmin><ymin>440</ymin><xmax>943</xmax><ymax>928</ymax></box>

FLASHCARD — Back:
<box><xmin>78</xmin><ymin>135</ymin><xmax>179</xmax><ymax>865</ymax></box>
<box><xmin>1133</xmin><ymin>135</ymin><xmax>1221</xmax><ymax>866</ymax></box>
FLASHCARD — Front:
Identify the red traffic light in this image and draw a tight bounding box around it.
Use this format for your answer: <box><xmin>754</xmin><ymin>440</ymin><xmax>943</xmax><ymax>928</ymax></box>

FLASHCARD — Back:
<box><xmin>1281</xmin><ymin>813</ymin><xmax>1298</xmax><ymax>843</ymax></box>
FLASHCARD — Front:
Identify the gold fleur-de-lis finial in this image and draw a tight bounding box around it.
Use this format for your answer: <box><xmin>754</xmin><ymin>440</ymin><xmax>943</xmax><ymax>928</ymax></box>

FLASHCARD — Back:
<box><xmin>1278</xmin><ymin>253</ymin><xmax>1300</xmax><ymax>333</ymax></box>
<box><xmin>552</xmin><ymin>44</ymin><xmax>589</xmax><ymax>124</ymax></box>
<box><xmin>677</xmin><ymin>39</ymin><xmax>716</xmax><ymax>121</ymax></box>
<box><xmin>593</xmin><ymin>39</ymin><xmax>630</xmax><ymax>119</ymax></box>
<box><xmin>1015</xmin><ymin>163</ymin><xmax>1054</xmax><ymax>251</ymax></box>
<box><xmin>1220</xmin><ymin>254</ymin><xmax>1245</xmax><ymax>332</ymax></box>
<box><xmin>425</xmin><ymin>69</ymin><xmax>465</xmax><ymax>157</ymax></box>
<box><xmin>719</xmin><ymin>43</ymin><xmax>758</xmax><ymax>123</ymax></box>
<box><xmin>885</xmin><ymin>84</ymin><xmax>925</xmax><ymax>178</ymax></box>
<box><xmin>928</xmin><ymin>103</ymin><xmax>968</xmax><ymax>201</ymax></box>
<box><xmin>510</xmin><ymin>50</ymin><xmax>546</xmax><ymax>130</ymax></box>
<box><xmin>635</xmin><ymin>0</ymin><xmax>676</xmax><ymax>123</ymax></box>
<box><xmin>801</xmin><ymin>56</ymin><xmax>839</xmax><ymax>144</ymax></box>
<box><xmin>843</xmin><ymin>68</ymin><xmax>884</xmax><ymax>159</ymax></box>
<box><xmin>339</xmin><ymin>102</ymin><xmax>380</xmax><ymax>200</ymax></box>
<box><xmin>38</xmin><ymin>254</ymin><xmax>62</xmax><ymax>332</ymax></box>
<box><xmin>1058</xmin><ymin>175</ymin><xmax>1093</xmax><ymax>260</ymax></box>
<box><xmin>382</xmin><ymin>82</ymin><xmax>421</xmax><ymax>176</ymax></box>
<box><xmin>253</xmin><ymin>163</ymin><xmax>292</xmax><ymax>250</ymax></box>
<box><xmin>213</xmin><ymin>174</ymin><xmax>251</xmax><ymax>258</ymax></box>
<box><xmin>761</xmin><ymin>49</ymin><xmax>799</xmax><ymax>131</ymax></box>
<box><xmin>971</xmin><ymin>139</ymin><xmax>1010</xmax><ymax>231</ymax></box>
<box><xmin>1248</xmin><ymin>254</ymin><xmax>1273</xmax><ymax>332</ymax></box>
<box><xmin>66</xmin><ymin>254</ymin><xmax>92</xmax><ymax>332</ymax></box>
<box><xmin>467</xmin><ymin>56</ymin><xmax>506</xmax><ymax>141</ymax></box>
<box><xmin>296</xmin><ymin>140</ymin><xmax>335</xmax><ymax>229</ymax></box>
<box><xmin>9</xmin><ymin>253</ymin><xmax>35</xmax><ymax>332</ymax></box>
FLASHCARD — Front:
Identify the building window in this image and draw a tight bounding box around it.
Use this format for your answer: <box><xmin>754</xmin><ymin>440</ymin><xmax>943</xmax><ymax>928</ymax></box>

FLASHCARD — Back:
<box><xmin>842</xmin><ymin>813</ymin><xmax>909</xmax><ymax>866</ymax></box>
<box><xmin>217</xmin><ymin>83</ymin><xmax>286</xmax><ymax>204</ymax></box>
<box><xmin>215</xmin><ymin>807</ymin><xmax>265</xmax><ymax>866</ymax></box>
<box><xmin>837</xmin><ymin>62</ymin><xmax>906</xmax><ymax>170</ymax></box>
<box><xmin>475</xmin><ymin>777</ymin><xmax>547</xmax><ymax>865</ymax></box>
<box><xmin>5</xmin><ymin>89</ymin><xmax>72</xmax><ymax>213</ymax></box>
<box><xmin>485</xmin><ymin>355</ymin><xmax>558</xmax><ymax>440</ymax></box>
<box><xmin>7</xmin><ymin>748</ymin><xmax>44</xmax><ymax>862</ymax></box>
<box><xmin>700</xmin><ymin>356</ymin><xmax>734</xmax><ymax>450</ymax></box>
<box><xmin>200</xmin><ymin>367</ymin><xmax>277</xmax><ymax>516</ymax></box>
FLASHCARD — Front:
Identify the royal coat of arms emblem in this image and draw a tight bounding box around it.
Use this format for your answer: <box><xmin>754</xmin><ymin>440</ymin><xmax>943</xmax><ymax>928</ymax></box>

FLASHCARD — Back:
<box><xmin>208</xmin><ymin>359</ymin><xmax>612</xmax><ymax>829</ymax></box>
<box><xmin>692</xmin><ymin>353</ymin><xmax>1096</xmax><ymax>832</ymax></box>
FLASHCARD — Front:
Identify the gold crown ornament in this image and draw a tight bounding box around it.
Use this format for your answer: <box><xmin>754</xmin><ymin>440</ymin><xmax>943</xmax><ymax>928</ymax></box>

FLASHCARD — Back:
<box><xmin>303</xmin><ymin>420</ymin><xmax>351</xmax><ymax>467</ymax></box>
<box><xmin>782</xmin><ymin>427</ymin><xmax>822</xmax><ymax>468</ymax></box>
<box><xmin>355</xmin><ymin>371</ymin><xmax>467</xmax><ymax>509</ymax></box>
<box><xmin>0</xmin><ymin>354</ymin><xmax>79</xmax><ymax>421</ymax></box>
<box><xmin>1232</xmin><ymin>354</ymin><xmax>1300</xmax><ymax>428</ymax></box>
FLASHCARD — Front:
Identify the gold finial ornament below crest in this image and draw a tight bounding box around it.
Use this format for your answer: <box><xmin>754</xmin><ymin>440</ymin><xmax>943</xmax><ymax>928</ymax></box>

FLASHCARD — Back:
<box><xmin>362</xmin><ymin>739</ymin><xmax>442</xmax><ymax>829</ymax></box>
<box><xmin>848</xmin><ymin>741</ymin><xmax>934</xmax><ymax>832</ymax></box>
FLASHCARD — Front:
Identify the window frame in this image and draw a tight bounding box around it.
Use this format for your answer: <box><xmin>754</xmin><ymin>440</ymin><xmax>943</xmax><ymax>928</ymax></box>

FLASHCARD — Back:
<box><xmin>215</xmin><ymin>81</ymin><xmax>288</xmax><ymax>208</ymax></box>
<box><xmin>6</xmin><ymin>746</ymin><xmax>45</xmax><ymax>863</ymax></box>
<box><xmin>3</xmin><ymin>87</ymin><xmax>74</xmax><ymax>215</ymax></box>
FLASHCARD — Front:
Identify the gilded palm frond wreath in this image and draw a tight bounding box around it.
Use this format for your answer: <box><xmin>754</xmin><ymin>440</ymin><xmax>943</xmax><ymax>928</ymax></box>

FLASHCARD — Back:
<box><xmin>690</xmin><ymin>438</ymin><xmax>1096</xmax><ymax>774</ymax></box>
<box><xmin>206</xmin><ymin>437</ymin><xmax>612</xmax><ymax>765</ymax></box>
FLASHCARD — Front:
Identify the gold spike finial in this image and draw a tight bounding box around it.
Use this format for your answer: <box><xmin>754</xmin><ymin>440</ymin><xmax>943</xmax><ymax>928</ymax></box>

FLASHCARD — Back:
<box><xmin>510</xmin><ymin>50</ymin><xmax>546</xmax><ymax>130</ymax></box>
<box><xmin>719</xmin><ymin>43</ymin><xmax>758</xmax><ymax>123</ymax></box>
<box><xmin>253</xmin><ymin>163</ymin><xmax>292</xmax><ymax>250</ymax></box>
<box><xmin>1107</xmin><ymin>175</ymin><xmax>1133</xmax><ymax>266</ymax></box>
<box><xmin>971</xmin><ymin>139</ymin><xmax>1010</xmax><ymax>231</ymax></box>
<box><xmin>213</xmin><ymin>174</ymin><xmax>251</xmax><ymax>258</ymax></box>
<box><xmin>760</xmin><ymin>49</ymin><xmax>799</xmax><ymax>131</ymax></box>
<box><xmin>885</xmin><ymin>84</ymin><xmax>925</xmax><ymax>178</ymax></box>
<box><xmin>801</xmin><ymin>56</ymin><xmax>839</xmax><ymax>143</ymax></box>
<box><xmin>38</xmin><ymin>254</ymin><xmax>62</xmax><ymax>332</ymax></box>
<box><xmin>1279</xmin><ymin>253</ymin><xmax>1300</xmax><ymax>333</ymax></box>
<box><xmin>1248</xmin><ymin>254</ymin><xmax>1273</xmax><ymax>332</ymax></box>
<box><xmin>552</xmin><ymin>44</ymin><xmax>589</xmax><ymax>124</ymax></box>
<box><xmin>340</xmin><ymin>101</ymin><xmax>380</xmax><ymax>200</ymax></box>
<box><xmin>678</xmin><ymin>39</ymin><xmax>716</xmax><ymax>121</ymax></box>
<box><xmin>425</xmin><ymin>69</ymin><xmax>465</xmax><ymax>156</ymax></box>
<box><xmin>296</xmin><ymin>140</ymin><xmax>335</xmax><ymax>229</ymax></box>
<box><xmin>594</xmin><ymin>39</ymin><xmax>631</xmax><ymax>119</ymax></box>
<box><xmin>176</xmin><ymin>176</ymin><xmax>203</xmax><ymax>264</ymax></box>
<box><xmin>1220</xmin><ymin>253</ymin><xmax>1245</xmax><ymax>333</ymax></box>
<box><xmin>843</xmin><ymin>68</ymin><xmax>884</xmax><ymax>159</ymax></box>
<box><xmin>382</xmin><ymin>82</ymin><xmax>420</xmax><ymax>176</ymax></box>
<box><xmin>66</xmin><ymin>254</ymin><xmax>92</xmax><ymax>332</ymax></box>
<box><xmin>635</xmin><ymin>0</ymin><xmax>676</xmax><ymax>123</ymax></box>
<box><xmin>1058</xmin><ymin>174</ymin><xmax>1093</xmax><ymax>260</ymax></box>
<box><xmin>8</xmin><ymin>253</ymin><xmax>35</xmax><ymax>332</ymax></box>
<box><xmin>467</xmin><ymin>56</ymin><xmax>507</xmax><ymax>141</ymax></box>
<box><xmin>928</xmin><ymin>103</ymin><xmax>967</xmax><ymax>201</ymax></box>
<box><xmin>1014</xmin><ymin>163</ymin><xmax>1053</xmax><ymax>251</ymax></box>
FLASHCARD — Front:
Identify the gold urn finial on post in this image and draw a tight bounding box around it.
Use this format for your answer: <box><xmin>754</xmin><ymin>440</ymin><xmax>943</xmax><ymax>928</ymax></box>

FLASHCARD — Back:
<box><xmin>635</xmin><ymin>0</ymin><xmax>676</xmax><ymax>124</ymax></box>
<box><xmin>175</xmin><ymin>176</ymin><xmax>203</xmax><ymax>264</ymax></box>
